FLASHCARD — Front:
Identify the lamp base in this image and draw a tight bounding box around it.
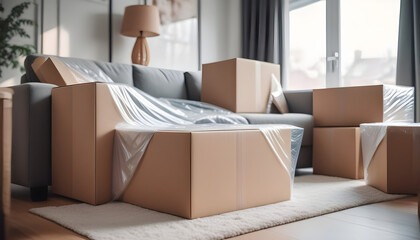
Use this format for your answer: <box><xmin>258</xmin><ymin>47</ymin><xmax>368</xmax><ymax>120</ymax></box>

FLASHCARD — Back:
<box><xmin>131</xmin><ymin>36</ymin><xmax>150</xmax><ymax>66</ymax></box>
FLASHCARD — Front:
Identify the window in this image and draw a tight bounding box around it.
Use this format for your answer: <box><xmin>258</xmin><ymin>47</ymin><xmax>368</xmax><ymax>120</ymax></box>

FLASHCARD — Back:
<box><xmin>289</xmin><ymin>1</ymin><xmax>326</xmax><ymax>90</ymax></box>
<box><xmin>288</xmin><ymin>0</ymin><xmax>400</xmax><ymax>90</ymax></box>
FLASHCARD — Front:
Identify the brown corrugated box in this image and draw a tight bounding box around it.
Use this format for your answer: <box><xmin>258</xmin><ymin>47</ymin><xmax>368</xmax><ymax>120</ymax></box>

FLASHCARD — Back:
<box><xmin>52</xmin><ymin>82</ymin><xmax>293</xmax><ymax>218</ymax></box>
<box><xmin>202</xmin><ymin>58</ymin><xmax>280</xmax><ymax>113</ymax></box>
<box><xmin>0</xmin><ymin>88</ymin><xmax>13</xmax><ymax>239</ymax></box>
<box><xmin>366</xmin><ymin>126</ymin><xmax>420</xmax><ymax>194</ymax></box>
<box><xmin>33</xmin><ymin>57</ymin><xmax>88</xmax><ymax>86</ymax></box>
<box><xmin>121</xmin><ymin>129</ymin><xmax>292</xmax><ymax>219</ymax></box>
<box><xmin>313</xmin><ymin>85</ymin><xmax>402</xmax><ymax>127</ymax></box>
<box><xmin>52</xmin><ymin>82</ymin><xmax>122</xmax><ymax>204</ymax></box>
<box><xmin>313</xmin><ymin>127</ymin><xmax>363</xmax><ymax>179</ymax></box>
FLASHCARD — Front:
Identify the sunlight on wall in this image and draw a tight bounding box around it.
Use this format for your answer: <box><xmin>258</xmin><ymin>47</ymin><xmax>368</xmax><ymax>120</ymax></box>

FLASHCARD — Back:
<box><xmin>59</xmin><ymin>28</ymin><xmax>70</xmax><ymax>57</ymax></box>
<box><xmin>42</xmin><ymin>27</ymin><xmax>58</xmax><ymax>55</ymax></box>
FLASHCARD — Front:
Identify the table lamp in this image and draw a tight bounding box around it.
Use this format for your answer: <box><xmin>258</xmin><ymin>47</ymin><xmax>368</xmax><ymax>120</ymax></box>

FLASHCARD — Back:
<box><xmin>121</xmin><ymin>5</ymin><xmax>160</xmax><ymax>66</ymax></box>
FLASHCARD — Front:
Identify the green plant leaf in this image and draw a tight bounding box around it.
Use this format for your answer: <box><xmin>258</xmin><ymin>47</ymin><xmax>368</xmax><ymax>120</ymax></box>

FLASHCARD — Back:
<box><xmin>0</xmin><ymin>1</ymin><xmax>35</xmax><ymax>78</ymax></box>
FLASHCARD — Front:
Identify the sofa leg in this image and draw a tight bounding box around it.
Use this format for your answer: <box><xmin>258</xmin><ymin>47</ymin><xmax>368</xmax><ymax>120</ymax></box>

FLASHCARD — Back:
<box><xmin>30</xmin><ymin>186</ymin><xmax>48</xmax><ymax>201</ymax></box>
<box><xmin>0</xmin><ymin>212</ymin><xmax>5</xmax><ymax>240</ymax></box>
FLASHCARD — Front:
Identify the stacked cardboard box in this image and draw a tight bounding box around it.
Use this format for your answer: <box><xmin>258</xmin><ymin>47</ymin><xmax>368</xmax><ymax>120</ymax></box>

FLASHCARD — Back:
<box><xmin>202</xmin><ymin>58</ymin><xmax>280</xmax><ymax>113</ymax></box>
<box><xmin>313</xmin><ymin>127</ymin><xmax>363</xmax><ymax>179</ymax></box>
<box><xmin>312</xmin><ymin>85</ymin><xmax>414</xmax><ymax>181</ymax></box>
<box><xmin>51</xmin><ymin>81</ymin><xmax>301</xmax><ymax>219</ymax></box>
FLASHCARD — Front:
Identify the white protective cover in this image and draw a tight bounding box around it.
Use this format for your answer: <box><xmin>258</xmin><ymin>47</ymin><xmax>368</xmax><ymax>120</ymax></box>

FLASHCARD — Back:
<box><xmin>382</xmin><ymin>85</ymin><xmax>414</xmax><ymax>123</ymax></box>
<box><xmin>62</xmin><ymin>61</ymin><xmax>304</xmax><ymax>201</ymax></box>
<box><xmin>360</xmin><ymin>122</ymin><xmax>420</xmax><ymax>181</ymax></box>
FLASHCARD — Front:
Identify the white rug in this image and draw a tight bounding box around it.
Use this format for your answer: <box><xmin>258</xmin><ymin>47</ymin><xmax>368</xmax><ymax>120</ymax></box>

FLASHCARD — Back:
<box><xmin>30</xmin><ymin>175</ymin><xmax>407</xmax><ymax>240</ymax></box>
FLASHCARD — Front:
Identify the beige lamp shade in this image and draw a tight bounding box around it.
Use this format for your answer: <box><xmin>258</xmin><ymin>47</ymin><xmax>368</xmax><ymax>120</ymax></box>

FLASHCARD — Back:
<box><xmin>121</xmin><ymin>5</ymin><xmax>160</xmax><ymax>37</ymax></box>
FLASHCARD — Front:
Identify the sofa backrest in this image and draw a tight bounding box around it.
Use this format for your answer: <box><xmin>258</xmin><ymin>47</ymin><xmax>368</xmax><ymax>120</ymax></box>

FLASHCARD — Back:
<box><xmin>132</xmin><ymin>64</ymin><xmax>187</xmax><ymax>99</ymax></box>
<box><xmin>23</xmin><ymin>54</ymin><xmax>200</xmax><ymax>100</ymax></box>
<box><xmin>23</xmin><ymin>55</ymin><xmax>313</xmax><ymax>111</ymax></box>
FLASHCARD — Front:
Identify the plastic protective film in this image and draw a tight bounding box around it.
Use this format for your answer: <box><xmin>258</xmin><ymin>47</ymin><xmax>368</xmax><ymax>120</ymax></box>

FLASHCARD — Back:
<box><xmin>383</xmin><ymin>85</ymin><xmax>414</xmax><ymax>123</ymax></box>
<box><xmin>61</xmin><ymin>61</ymin><xmax>303</xmax><ymax>201</ymax></box>
<box><xmin>360</xmin><ymin>122</ymin><xmax>420</xmax><ymax>181</ymax></box>
<box><xmin>62</xmin><ymin>58</ymin><xmax>114</xmax><ymax>83</ymax></box>
<box><xmin>108</xmin><ymin>84</ymin><xmax>303</xmax><ymax>199</ymax></box>
<box><xmin>112</xmin><ymin>123</ymin><xmax>303</xmax><ymax>200</ymax></box>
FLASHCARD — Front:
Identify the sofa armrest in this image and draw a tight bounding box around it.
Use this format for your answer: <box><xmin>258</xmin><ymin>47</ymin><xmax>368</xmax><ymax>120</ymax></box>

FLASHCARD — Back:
<box><xmin>283</xmin><ymin>89</ymin><xmax>313</xmax><ymax>115</ymax></box>
<box><xmin>10</xmin><ymin>82</ymin><xmax>56</xmax><ymax>187</ymax></box>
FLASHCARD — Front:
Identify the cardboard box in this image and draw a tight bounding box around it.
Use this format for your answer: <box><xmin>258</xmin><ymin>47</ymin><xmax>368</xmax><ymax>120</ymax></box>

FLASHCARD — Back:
<box><xmin>202</xmin><ymin>58</ymin><xmax>280</xmax><ymax>113</ymax></box>
<box><xmin>120</xmin><ymin>128</ymin><xmax>292</xmax><ymax>219</ymax></box>
<box><xmin>313</xmin><ymin>85</ymin><xmax>414</xmax><ymax>127</ymax></box>
<box><xmin>365</xmin><ymin>126</ymin><xmax>420</xmax><ymax>194</ymax></box>
<box><xmin>0</xmin><ymin>88</ymin><xmax>13</xmax><ymax>235</ymax></box>
<box><xmin>313</xmin><ymin>127</ymin><xmax>363</xmax><ymax>179</ymax></box>
<box><xmin>52</xmin><ymin>82</ymin><xmax>123</xmax><ymax>204</ymax></box>
<box><xmin>33</xmin><ymin>57</ymin><xmax>88</xmax><ymax>86</ymax></box>
<box><xmin>52</xmin><ymin>82</ymin><xmax>294</xmax><ymax>218</ymax></box>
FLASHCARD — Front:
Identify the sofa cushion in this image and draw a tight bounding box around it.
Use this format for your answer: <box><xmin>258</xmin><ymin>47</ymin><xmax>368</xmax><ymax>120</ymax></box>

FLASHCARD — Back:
<box><xmin>185</xmin><ymin>71</ymin><xmax>202</xmax><ymax>101</ymax></box>
<box><xmin>283</xmin><ymin>90</ymin><xmax>313</xmax><ymax>115</ymax></box>
<box><xmin>133</xmin><ymin>65</ymin><xmax>187</xmax><ymax>99</ymax></box>
<box><xmin>240</xmin><ymin>113</ymin><xmax>313</xmax><ymax>146</ymax></box>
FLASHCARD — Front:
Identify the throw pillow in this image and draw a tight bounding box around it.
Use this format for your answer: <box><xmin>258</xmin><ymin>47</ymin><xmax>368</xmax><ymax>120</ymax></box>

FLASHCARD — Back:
<box><xmin>268</xmin><ymin>74</ymin><xmax>289</xmax><ymax>114</ymax></box>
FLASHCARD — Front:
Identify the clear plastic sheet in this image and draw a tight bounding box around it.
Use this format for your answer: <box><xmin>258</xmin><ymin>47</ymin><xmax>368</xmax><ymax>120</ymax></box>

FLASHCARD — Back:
<box><xmin>108</xmin><ymin>84</ymin><xmax>303</xmax><ymax>199</ymax></box>
<box><xmin>107</xmin><ymin>84</ymin><xmax>248</xmax><ymax>126</ymax></box>
<box><xmin>59</xmin><ymin>59</ymin><xmax>304</xmax><ymax>201</ymax></box>
<box><xmin>360</xmin><ymin>122</ymin><xmax>420</xmax><ymax>181</ymax></box>
<box><xmin>382</xmin><ymin>85</ymin><xmax>414</xmax><ymax>123</ymax></box>
<box><xmin>62</xmin><ymin>59</ymin><xmax>114</xmax><ymax>83</ymax></box>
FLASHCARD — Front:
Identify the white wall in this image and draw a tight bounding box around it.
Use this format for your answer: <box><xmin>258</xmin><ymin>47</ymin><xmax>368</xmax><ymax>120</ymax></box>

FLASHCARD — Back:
<box><xmin>42</xmin><ymin>0</ymin><xmax>58</xmax><ymax>55</ymax></box>
<box><xmin>42</xmin><ymin>0</ymin><xmax>109</xmax><ymax>61</ymax></box>
<box><xmin>58</xmin><ymin>0</ymin><xmax>109</xmax><ymax>61</ymax></box>
<box><xmin>200</xmin><ymin>0</ymin><xmax>242</xmax><ymax>65</ymax></box>
<box><xmin>0</xmin><ymin>0</ymin><xmax>39</xmax><ymax>86</ymax></box>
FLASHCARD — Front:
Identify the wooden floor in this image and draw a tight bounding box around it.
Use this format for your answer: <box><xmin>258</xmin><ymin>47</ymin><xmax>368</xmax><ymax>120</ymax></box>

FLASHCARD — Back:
<box><xmin>6</xmin><ymin>184</ymin><xmax>420</xmax><ymax>240</ymax></box>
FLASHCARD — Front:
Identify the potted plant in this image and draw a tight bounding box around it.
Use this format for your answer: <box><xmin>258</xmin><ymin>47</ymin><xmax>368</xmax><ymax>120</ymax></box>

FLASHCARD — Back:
<box><xmin>0</xmin><ymin>1</ymin><xmax>35</xmax><ymax>78</ymax></box>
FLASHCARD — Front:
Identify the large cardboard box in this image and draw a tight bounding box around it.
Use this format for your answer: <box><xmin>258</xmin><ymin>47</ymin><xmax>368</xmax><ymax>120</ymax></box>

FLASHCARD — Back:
<box><xmin>313</xmin><ymin>127</ymin><xmax>363</xmax><ymax>179</ymax></box>
<box><xmin>364</xmin><ymin>126</ymin><xmax>420</xmax><ymax>194</ymax></box>
<box><xmin>313</xmin><ymin>85</ymin><xmax>414</xmax><ymax>127</ymax></box>
<box><xmin>52</xmin><ymin>82</ymin><xmax>123</xmax><ymax>204</ymax></box>
<box><xmin>202</xmin><ymin>58</ymin><xmax>280</xmax><ymax>113</ymax></box>
<box><xmin>52</xmin><ymin>82</ymin><xmax>295</xmax><ymax>218</ymax></box>
<box><xmin>120</xmin><ymin>128</ymin><xmax>292</xmax><ymax>219</ymax></box>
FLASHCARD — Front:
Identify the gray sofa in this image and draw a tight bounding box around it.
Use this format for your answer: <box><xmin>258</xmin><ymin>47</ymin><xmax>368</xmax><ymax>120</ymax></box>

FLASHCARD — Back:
<box><xmin>11</xmin><ymin>54</ymin><xmax>313</xmax><ymax>201</ymax></box>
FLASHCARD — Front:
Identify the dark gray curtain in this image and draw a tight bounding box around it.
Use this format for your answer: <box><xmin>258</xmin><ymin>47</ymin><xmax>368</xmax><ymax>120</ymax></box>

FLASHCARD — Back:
<box><xmin>242</xmin><ymin>0</ymin><xmax>277</xmax><ymax>62</ymax></box>
<box><xmin>242</xmin><ymin>0</ymin><xmax>286</xmax><ymax>83</ymax></box>
<box><xmin>396</xmin><ymin>0</ymin><xmax>420</xmax><ymax>121</ymax></box>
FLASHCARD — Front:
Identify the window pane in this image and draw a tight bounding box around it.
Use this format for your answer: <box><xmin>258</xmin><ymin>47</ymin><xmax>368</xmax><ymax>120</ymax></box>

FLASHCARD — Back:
<box><xmin>341</xmin><ymin>0</ymin><xmax>400</xmax><ymax>86</ymax></box>
<box><xmin>289</xmin><ymin>1</ymin><xmax>326</xmax><ymax>90</ymax></box>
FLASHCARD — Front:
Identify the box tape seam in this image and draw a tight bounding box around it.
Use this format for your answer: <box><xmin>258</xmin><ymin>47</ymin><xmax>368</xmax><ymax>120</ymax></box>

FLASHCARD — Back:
<box><xmin>236</xmin><ymin>131</ymin><xmax>246</xmax><ymax>209</ymax></box>
<box><xmin>255</xmin><ymin>62</ymin><xmax>261</xmax><ymax>110</ymax></box>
